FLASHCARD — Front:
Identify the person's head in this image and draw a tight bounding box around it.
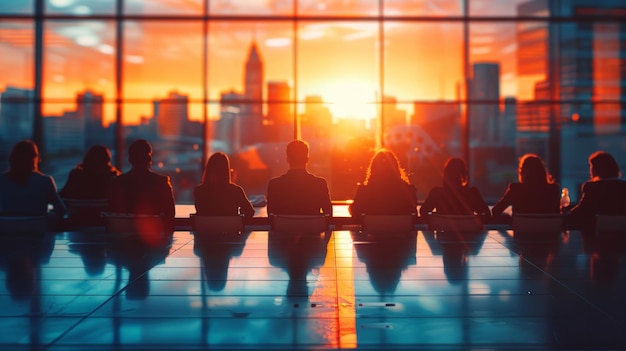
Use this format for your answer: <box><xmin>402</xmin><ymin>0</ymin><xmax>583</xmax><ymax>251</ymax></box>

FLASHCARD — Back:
<box><xmin>8</xmin><ymin>140</ymin><xmax>39</xmax><ymax>184</ymax></box>
<box><xmin>286</xmin><ymin>139</ymin><xmax>309</xmax><ymax>169</ymax></box>
<box><xmin>201</xmin><ymin>152</ymin><xmax>231</xmax><ymax>186</ymax></box>
<box><xmin>518</xmin><ymin>154</ymin><xmax>552</xmax><ymax>185</ymax></box>
<box><xmin>364</xmin><ymin>149</ymin><xmax>409</xmax><ymax>185</ymax></box>
<box><xmin>443</xmin><ymin>157</ymin><xmax>469</xmax><ymax>188</ymax></box>
<box><xmin>82</xmin><ymin>145</ymin><xmax>113</xmax><ymax>172</ymax></box>
<box><xmin>128</xmin><ymin>139</ymin><xmax>152</xmax><ymax>167</ymax></box>
<box><xmin>589</xmin><ymin>151</ymin><xmax>621</xmax><ymax>180</ymax></box>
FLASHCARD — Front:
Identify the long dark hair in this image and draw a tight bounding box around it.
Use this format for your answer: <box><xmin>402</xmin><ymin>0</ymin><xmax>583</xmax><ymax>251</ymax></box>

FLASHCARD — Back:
<box><xmin>7</xmin><ymin>140</ymin><xmax>39</xmax><ymax>185</ymax></box>
<box><xmin>518</xmin><ymin>154</ymin><xmax>553</xmax><ymax>185</ymax></box>
<box><xmin>81</xmin><ymin>145</ymin><xmax>116</xmax><ymax>173</ymax></box>
<box><xmin>201</xmin><ymin>152</ymin><xmax>231</xmax><ymax>186</ymax></box>
<box><xmin>364</xmin><ymin>149</ymin><xmax>410</xmax><ymax>186</ymax></box>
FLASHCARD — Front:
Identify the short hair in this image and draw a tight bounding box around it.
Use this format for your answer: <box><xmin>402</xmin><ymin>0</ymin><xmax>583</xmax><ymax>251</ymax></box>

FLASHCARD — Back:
<box><xmin>286</xmin><ymin>139</ymin><xmax>309</xmax><ymax>166</ymax></box>
<box><xmin>589</xmin><ymin>151</ymin><xmax>620</xmax><ymax>179</ymax></box>
<box><xmin>443</xmin><ymin>157</ymin><xmax>469</xmax><ymax>188</ymax></box>
<box><xmin>128</xmin><ymin>139</ymin><xmax>152</xmax><ymax>165</ymax></box>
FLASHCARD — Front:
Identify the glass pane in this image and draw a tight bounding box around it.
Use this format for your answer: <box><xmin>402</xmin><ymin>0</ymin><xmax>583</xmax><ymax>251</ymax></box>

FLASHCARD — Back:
<box><xmin>0</xmin><ymin>1</ymin><xmax>33</xmax><ymax>14</ymax></box>
<box><xmin>45</xmin><ymin>0</ymin><xmax>115</xmax><ymax>15</ymax></box>
<box><xmin>208</xmin><ymin>21</ymin><xmax>293</xmax><ymax>198</ymax></box>
<box><xmin>385</xmin><ymin>22</ymin><xmax>464</xmax><ymax>199</ymax></box>
<box><xmin>125</xmin><ymin>0</ymin><xmax>203</xmax><ymax>15</ymax></box>
<box><xmin>469</xmin><ymin>0</ymin><xmax>544</xmax><ymax>17</ymax></box>
<box><xmin>298</xmin><ymin>0</ymin><xmax>377</xmax><ymax>17</ymax></box>
<box><xmin>122</xmin><ymin>21</ymin><xmax>204</xmax><ymax>203</ymax></box>
<box><xmin>297</xmin><ymin>21</ymin><xmax>378</xmax><ymax>200</ymax></box>
<box><xmin>0</xmin><ymin>20</ymin><xmax>34</xmax><ymax>169</ymax></box>
<box><xmin>210</xmin><ymin>0</ymin><xmax>293</xmax><ymax>15</ymax></box>
<box><xmin>384</xmin><ymin>0</ymin><xmax>462</xmax><ymax>17</ymax></box>
<box><xmin>42</xmin><ymin>21</ymin><xmax>116</xmax><ymax>184</ymax></box>
<box><xmin>468</xmin><ymin>21</ymin><xmax>520</xmax><ymax>201</ymax></box>
<box><xmin>560</xmin><ymin>18</ymin><xmax>626</xmax><ymax>202</ymax></box>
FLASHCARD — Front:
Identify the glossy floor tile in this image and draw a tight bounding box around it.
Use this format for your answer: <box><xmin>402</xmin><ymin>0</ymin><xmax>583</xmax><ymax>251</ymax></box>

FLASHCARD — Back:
<box><xmin>1</xmin><ymin>228</ymin><xmax>626</xmax><ymax>350</ymax></box>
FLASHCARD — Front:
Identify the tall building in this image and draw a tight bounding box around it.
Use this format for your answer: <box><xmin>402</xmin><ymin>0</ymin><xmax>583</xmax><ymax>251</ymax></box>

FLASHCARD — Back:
<box><xmin>301</xmin><ymin>95</ymin><xmax>331</xmax><ymax>140</ymax></box>
<box><xmin>44</xmin><ymin>111</ymin><xmax>84</xmax><ymax>155</ymax></box>
<box><xmin>241</xmin><ymin>41</ymin><xmax>264</xmax><ymax>146</ymax></box>
<box><xmin>0</xmin><ymin>86</ymin><xmax>34</xmax><ymax>148</ymax></box>
<box><xmin>266</xmin><ymin>81</ymin><xmax>292</xmax><ymax>142</ymax></box>
<box><xmin>77</xmin><ymin>90</ymin><xmax>104</xmax><ymax>148</ymax></box>
<box><xmin>219</xmin><ymin>90</ymin><xmax>244</xmax><ymax>152</ymax></box>
<box><xmin>155</xmin><ymin>91</ymin><xmax>189</xmax><ymax>138</ymax></box>
<box><xmin>469</xmin><ymin>62</ymin><xmax>500</xmax><ymax>146</ymax></box>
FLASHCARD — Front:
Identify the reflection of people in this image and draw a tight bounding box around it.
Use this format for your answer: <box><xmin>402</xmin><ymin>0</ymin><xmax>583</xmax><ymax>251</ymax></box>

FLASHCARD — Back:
<box><xmin>194</xmin><ymin>232</ymin><xmax>250</xmax><ymax>291</ymax></box>
<box><xmin>491</xmin><ymin>154</ymin><xmax>560</xmax><ymax>221</ymax></box>
<box><xmin>60</xmin><ymin>145</ymin><xmax>120</xmax><ymax>199</ymax></box>
<box><xmin>268</xmin><ymin>232</ymin><xmax>330</xmax><ymax>300</ymax></box>
<box><xmin>194</xmin><ymin>152</ymin><xmax>254</xmax><ymax>217</ymax></box>
<box><xmin>0</xmin><ymin>140</ymin><xmax>66</xmax><ymax>220</ymax></box>
<box><xmin>267</xmin><ymin>140</ymin><xmax>332</xmax><ymax>215</ymax></box>
<box><xmin>420</xmin><ymin>158</ymin><xmax>489</xmax><ymax>221</ymax></box>
<box><xmin>352</xmin><ymin>234</ymin><xmax>416</xmax><ymax>294</ymax></box>
<box><xmin>437</xmin><ymin>231</ymin><xmax>487</xmax><ymax>283</ymax></box>
<box><xmin>349</xmin><ymin>149</ymin><xmax>417</xmax><ymax>218</ymax></box>
<box><xmin>108</xmin><ymin>139</ymin><xmax>175</xmax><ymax>230</ymax></box>
<box><xmin>568</xmin><ymin>151</ymin><xmax>626</xmax><ymax>230</ymax></box>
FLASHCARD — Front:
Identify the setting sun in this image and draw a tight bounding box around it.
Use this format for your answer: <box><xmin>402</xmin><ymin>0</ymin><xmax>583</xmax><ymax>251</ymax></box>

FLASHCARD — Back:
<box><xmin>323</xmin><ymin>81</ymin><xmax>378</xmax><ymax>121</ymax></box>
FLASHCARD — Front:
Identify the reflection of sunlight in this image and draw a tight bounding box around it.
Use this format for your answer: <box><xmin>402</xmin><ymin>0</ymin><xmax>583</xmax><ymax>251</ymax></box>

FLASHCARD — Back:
<box><xmin>49</xmin><ymin>0</ymin><xmax>74</xmax><ymax>7</ymax></box>
<box><xmin>265</xmin><ymin>37</ymin><xmax>290</xmax><ymax>47</ymax></box>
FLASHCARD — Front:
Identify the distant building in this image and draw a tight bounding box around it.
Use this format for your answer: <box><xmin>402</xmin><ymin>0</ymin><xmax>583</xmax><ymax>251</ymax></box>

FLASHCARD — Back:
<box><xmin>44</xmin><ymin>111</ymin><xmax>84</xmax><ymax>155</ymax></box>
<box><xmin>155</xmin><ymin>91</ymin><xmax>189</xmax><ymax>138</ymax></box>
<box><xmin>0</xmin><ymin>86</ymin><xmax>34</xmax><ymax>148</ymax></box>
<box><xmin>469</xmin><ymin>62</ymin><xmax>501</xmax><ymax>146</ymax></box>
<box><xmin>301</xmin><ymin>95</ymin><xmax>331</xmax><ymax>140</ymax></box>
<box><xmin>266</xmin><ymin>81</ymin><xmax>292</xmax><ymax>142</ymax></box>
<box><xmin>241</xmin><ymin>42</ymin><xmax>264</xmax><ymax>146</ymax></box>
<box><xmin>77</xmin><ymin>90</ymin><xmax>104</xmax><ymax>148</ymax></box>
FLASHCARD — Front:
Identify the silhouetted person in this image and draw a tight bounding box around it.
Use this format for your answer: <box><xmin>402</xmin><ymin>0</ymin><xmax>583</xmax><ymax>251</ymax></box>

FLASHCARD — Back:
<box><xmin>60</xmin><ymin>145</ymin><xmax>120</xmax><ymax>199</ymax></box>
<box><xmin>491</xmin><ymin>154</ymin><xmax>560</xmax><ymax>222</ymax></box>
<box><xmin>0</xmin><ymin>140</ymin><xmax>66</xmax><ymax>221</ymax></box>
<box><xmin>568</xmin><ymin>151</ymin><xmax>626</xmax><ymax>230</ymax></box>
<box><xmin>267</xmin><ymin>140</ymin><xmax>332</xmax><ymax>216</ymax></box>
<box><xmin>194</xmin><ymin>152</ymin><xmax>254</xmax><ymax>217</ymax></box>
<box><xmin>194</xmin><ymin>231</ymin><xmax>250</xmax><ymax>292</ymax></box>
<box><xmin>349</xmin><ymin>149</ymin><xmax>417</xmax><ymax>218</ymax></box>
<box><xmin>420</xmin><ymin>157</ymin><xmax>490</xmax><ymax>222</ymax></box>
<box><xmin>108</xmin><ymin>139</ymin><xmax>175</xmax><ymax>231</ymax></box>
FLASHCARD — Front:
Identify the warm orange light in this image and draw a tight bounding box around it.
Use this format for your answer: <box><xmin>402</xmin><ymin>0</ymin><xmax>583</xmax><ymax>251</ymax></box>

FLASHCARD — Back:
<box><xmin>571</xmin><ymin>113</ymin><xmax>580</xmax><ymax>122</ymax></box>
<box><xmin>322</xmin><ymin>81</ymin><xmax>377</xmax><ymax>121</ymax></box>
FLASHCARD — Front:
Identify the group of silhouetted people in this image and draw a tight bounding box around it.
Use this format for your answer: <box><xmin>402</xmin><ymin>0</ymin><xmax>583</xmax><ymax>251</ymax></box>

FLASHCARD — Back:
<box><xmin>1</xmin><ymin>138</ymin><xmax>625</xmax><ymax>231</ymax></box>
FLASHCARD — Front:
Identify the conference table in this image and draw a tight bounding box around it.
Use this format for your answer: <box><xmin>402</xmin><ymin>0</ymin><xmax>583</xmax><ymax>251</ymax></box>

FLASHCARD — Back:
<box><xmin>0</xmin><ymin>204</ymin><xmax>625</xmax><ymax>351</ymax></box>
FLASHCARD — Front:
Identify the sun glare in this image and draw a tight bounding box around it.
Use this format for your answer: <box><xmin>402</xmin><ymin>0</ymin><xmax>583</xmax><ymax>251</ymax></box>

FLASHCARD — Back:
<box><xmin>323</xmin><ymin>82</ymin><xmax>377</xmax><ymax>121</ymax></box>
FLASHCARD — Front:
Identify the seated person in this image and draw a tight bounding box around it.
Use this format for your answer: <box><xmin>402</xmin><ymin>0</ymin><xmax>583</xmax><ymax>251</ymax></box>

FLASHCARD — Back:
<box><xmin>491</xmin><ymin>154</ymin><xmax>560</xmax><ymax>223</ymax></box>
<box><xmin>350</xmin><ymin>149</ymin><xmax>417</xmax><ymax>219</ymax></box>
<box><xmin>194</xmin><ymin>152</ymin><xmax>254</xmax><ymax>217</ymax></box>
<box><xmin>0</xmin><ymin>140</ymin><xmax>66</xmax><ymax>222</ymax></box>
<box><xmin>419</xmin><ymin>157</ymin><xmax>490</xmax><ymax>222</ymax></box>
<box><xmin>267</xmin><ymin>140</ymin><xmax>332</xmax><ymax>216</ymax></box>
<box><xmin>568</xmin><ymin>151</ymin><xmax>626</xmax><ymax>230</ymax></box>
<box><xmin>60</xmin><ymin>145</ymin><xmax>120</xmax><ymax>199</ymax></box>
<box><xmin>108</xmin><ymin>139</ymin><xmax>175</xmax><ymax>231</ymax></box>
<box><xmin>60</xmin><ymin>145</ymin><xmax>120</xmax><ymax>223</ymax></box>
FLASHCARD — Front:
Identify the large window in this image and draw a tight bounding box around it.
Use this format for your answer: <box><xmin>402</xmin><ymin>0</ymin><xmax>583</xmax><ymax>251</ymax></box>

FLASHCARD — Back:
<box><xmin>1</xmin><ymin>0</ymin><xmax>625</xmax><ymax>203</ymax></box>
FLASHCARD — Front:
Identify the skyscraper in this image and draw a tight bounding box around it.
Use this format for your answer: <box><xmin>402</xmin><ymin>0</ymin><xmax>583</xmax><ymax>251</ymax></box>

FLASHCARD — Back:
<box><xmin>241</xmin><ymin>41</ymin><xmax>264</xmax><ymax>146</ymax></box>
<box><xmin>77</xmin><ymin>90</ymin><xmax>104</xmax><ymax>148</ymax></box>
<box><xmin>469</xmin><ymin>62</ymin><xmax>500</xmax><ymax>146</ymax></box>
<box><xmin>155</xmin><ymin>91</ymin><xmax>189</xmax><ymax>138</ymax></box>
<box><xmin>266</xmin><ymin>81</ymin><xmax>291</xmax><ymax>142</ymax></box>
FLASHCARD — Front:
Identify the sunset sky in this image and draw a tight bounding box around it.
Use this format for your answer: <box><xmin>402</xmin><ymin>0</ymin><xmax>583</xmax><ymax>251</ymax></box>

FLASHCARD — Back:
<box><xmin>1</xmin><ymin>0</ymin><xmax>525</xmax><ymax>126</ymax></box>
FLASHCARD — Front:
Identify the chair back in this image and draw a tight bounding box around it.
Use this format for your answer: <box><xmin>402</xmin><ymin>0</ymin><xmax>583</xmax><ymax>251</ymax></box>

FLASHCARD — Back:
<box><xmin>428</xmin><ymin>214</ymin><xmax>483</xmax><ymax>232</ymax></box>
<box><xmin>103</xmin><ymin>212</ymin><xmax>166</xmax><ymax>234</ymax></box>
<box><xmin>271</xmin><ymin>214</ymin><xmax>329</xmax><ymax>234</ymax></box>
<box><xmin>595</xmin><ymin>215</ymin><xmax>626</xmax><ymax>233</ymax></box>
<box><xmin>361</xmin><ymin>215</ymin><xmax>415</xmax><ymax>235</ymax></box>
<box><xmin>191</xmin><ymin>214</ymin><xmax>244</xmax><ymax>234</ymax></box>
<box><xmin>512</xmin><ymin>214</ymin><xmax>564</xmax><ymax>234</ymax></box>
<box><xmin>63</xmin><ymin>198</ymin><xmax>108</xmax><ymax>212</ymax></box>
<box><xmin>0</xmin><ymin>215</ymin><xmax>48</xmax><ymax>233</ymax></box>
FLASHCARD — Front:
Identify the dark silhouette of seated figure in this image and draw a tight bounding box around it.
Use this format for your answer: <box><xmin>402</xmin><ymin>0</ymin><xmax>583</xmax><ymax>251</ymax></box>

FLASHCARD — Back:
<box><xmin>349</xmin><ymin>149</ymin><xmax>417</xmax><ymax>218</ymax></box>
<box><xmin>194</xmin><ymin>232</ymin><xmax>250</xmax><ymax>292</ymax></box>
<box><xmin>60</xmin><ymin>145</ymin><xmax>120</xmax><ymax>199</ymax></box>
<box><xmin>420</xmin><ymin>157</ymin><xmax>490</xmax><ymax>221</ymax></box>
<box><xmin>0</xmin><ymin>140</ymin><xmax>66</xmax><ymax>220</ymax></box>
<box><xmin>194</xmin><ymin>152</ymin><xmax>254</xmax><ymax>217</ymax></box>
<box><xmin>108</xmin><ymin>139</ymin><xmax>175</xmax><ymax>230</ymax></box>
<box><xmin>267</xmin><ymin>139</ymin><xmax>332</xmax><ymax>216</ymax></box>
<box><xmin>491</xmin><ymin>154</ymin><xmax>560</xmax><ymax>222</ymax></box>
<box><xmin>568</xmin><ymin>151</ymin><xmax>626</xmax><ymax>231</ymax></box>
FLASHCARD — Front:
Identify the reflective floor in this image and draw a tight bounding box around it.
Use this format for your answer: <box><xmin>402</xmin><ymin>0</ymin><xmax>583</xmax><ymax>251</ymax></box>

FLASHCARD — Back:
<box><xmin>1</xmin><ymin>227</ymin><xmax>626</xmax><ymax>351</ymax></box>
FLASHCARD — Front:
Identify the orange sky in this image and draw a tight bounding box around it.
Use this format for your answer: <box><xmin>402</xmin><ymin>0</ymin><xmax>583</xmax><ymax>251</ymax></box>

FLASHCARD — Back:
<box><xmin>1</xmin><ymin>19</ymin><xmax>519</xmax><ymax>126</ymax></box>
